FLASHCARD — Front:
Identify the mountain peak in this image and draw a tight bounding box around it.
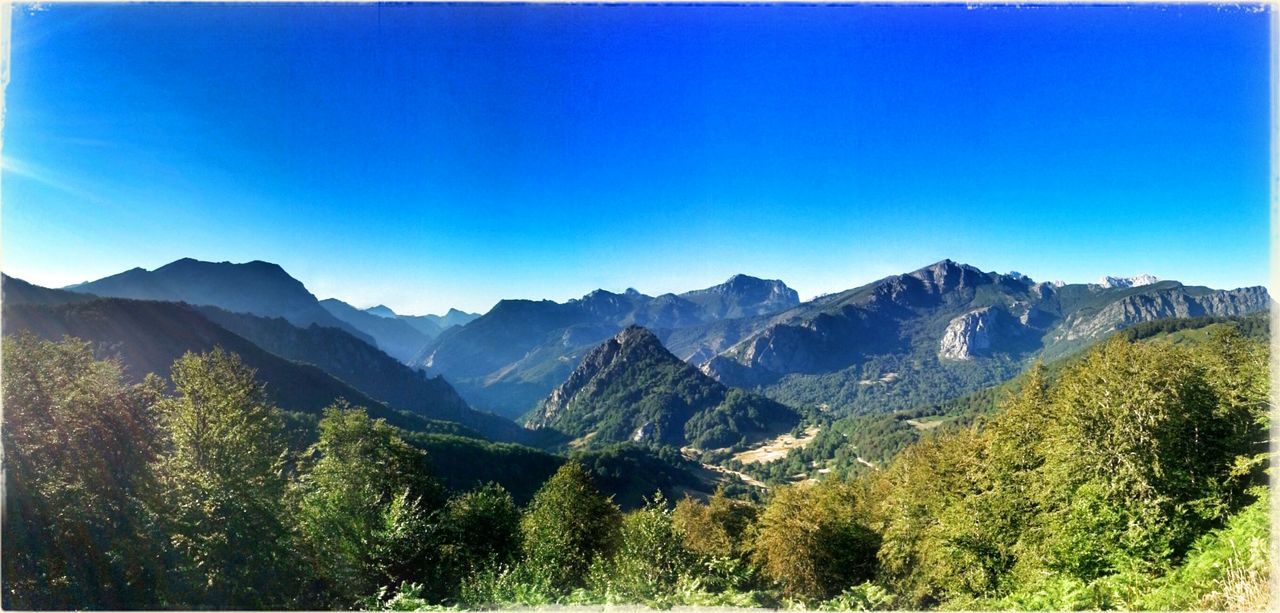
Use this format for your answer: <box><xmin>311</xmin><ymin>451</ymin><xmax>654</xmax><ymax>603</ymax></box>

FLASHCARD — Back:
<box><xmin>365</xmin><ymin>304</ymin><xmax>398</xmax><ymax>318</ymax></box>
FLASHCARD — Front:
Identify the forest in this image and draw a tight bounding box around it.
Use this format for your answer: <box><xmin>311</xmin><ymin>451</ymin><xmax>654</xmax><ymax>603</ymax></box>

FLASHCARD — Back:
<box><xmin>3</xmin><ymin>323</ymin><xmax>1270</xmax><ymax>610</ymax></box>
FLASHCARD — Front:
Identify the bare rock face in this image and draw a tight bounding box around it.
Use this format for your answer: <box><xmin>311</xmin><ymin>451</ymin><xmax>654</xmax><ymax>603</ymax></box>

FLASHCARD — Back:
<box><xmin>939</xmin><ymin>307</ymin><xmax>1002</xmax><ymax>360</ymax></box>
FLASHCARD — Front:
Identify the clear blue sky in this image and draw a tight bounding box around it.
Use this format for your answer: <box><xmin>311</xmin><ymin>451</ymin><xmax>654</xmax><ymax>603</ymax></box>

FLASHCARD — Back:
<box><xmin>3</xmin><ymin>3</ymin><xmax>1270</xmax><ymax>315</ymax></box>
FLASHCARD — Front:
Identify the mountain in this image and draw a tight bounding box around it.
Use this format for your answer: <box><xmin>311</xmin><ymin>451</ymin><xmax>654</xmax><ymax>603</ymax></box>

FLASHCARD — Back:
<box><xmin>319</xmin><ymin>298</ymin><xmax>433</xmax><ymax>363</ymax></box>
<box><xmin>66</xmin><ymin>258</ymin><xmax>373</xmax><ymax>344</ymax></box>
<box><xmin>365</xmin><ymin>304</ymin><xmax>398</xmax><ymax>318</ymax></box>
<box><xmin>527</xmin><ymin>326</ymin><xmax>799</xmax><ymax>450</ymax></box>
<box><xmin>3</xmin><ymin>276</ymin><xmax>532</xmax><ymax>444</ymax></box>
<box><xmin>418</xmin><ymin>275</ymin><xmax>802</xmax><ymax>418</ymax></box>
<box><xmin>428</xmin><ymin>308</ymin><xmax>481</xmax><ymax>330</ymax></box>
<box><xmin>700</xmin><ymin>260</ymin><xmax>1269</xmax><ymax>414</ymax></box>
<box><xmin>678</xmin><ymin>274</ymin><xmax>800</xmax><ymax>320</ymax></box>
<box><xmin>361</xmin><ymin>304</ymin><xmax>484</xmax><ymax>339</ymax></box>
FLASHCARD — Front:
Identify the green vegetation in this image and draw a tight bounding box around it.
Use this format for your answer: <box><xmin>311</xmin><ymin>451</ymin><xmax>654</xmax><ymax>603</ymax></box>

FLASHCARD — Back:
<box><xmin>534</xmin><ymin>326</ymin><xmax>798</xmax><ymax>450</ymax></box>
<box><xmin>3</xmin><ymin>319</ymin><xmax>1271</xmax><ymax>610</ymax></box>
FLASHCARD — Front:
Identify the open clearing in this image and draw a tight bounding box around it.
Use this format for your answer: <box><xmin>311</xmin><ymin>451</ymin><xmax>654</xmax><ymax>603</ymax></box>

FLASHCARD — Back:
<box><xmin>731</xmin><ymin>425</ymin><xmax>821</xmax><ymax>465</ymax></box>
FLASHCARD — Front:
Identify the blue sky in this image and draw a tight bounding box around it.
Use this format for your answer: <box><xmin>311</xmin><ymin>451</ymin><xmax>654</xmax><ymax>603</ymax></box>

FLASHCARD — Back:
<box><xmin>3</xmin><ymin>3</ymin><xmax>1270</xmax><ymax>315</ymax></box>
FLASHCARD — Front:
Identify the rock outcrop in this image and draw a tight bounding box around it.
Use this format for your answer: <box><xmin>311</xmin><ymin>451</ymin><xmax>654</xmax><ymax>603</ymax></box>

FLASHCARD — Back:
<box><xmin>939</xmin><ymin>307</ymin><xmax>1000</xmax><ymax>360</ymax></box>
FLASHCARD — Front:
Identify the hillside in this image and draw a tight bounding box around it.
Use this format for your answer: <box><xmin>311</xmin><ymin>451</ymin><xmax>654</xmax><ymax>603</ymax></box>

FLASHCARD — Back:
<box><xmin>527</xmin><ymin>326</ymin><xmax>799</xmax><ymax>450</ymax></box>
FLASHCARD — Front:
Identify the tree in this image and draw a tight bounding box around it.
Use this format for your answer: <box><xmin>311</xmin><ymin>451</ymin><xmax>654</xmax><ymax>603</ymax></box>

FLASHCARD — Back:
<box><xmin>444</xmin><ymin>483</ymin><xmax>522</xmax><ymax>574</ymax></box>
<box><xmin>294</xmin><ymin>403</ymin><xmax>443</xmax><ymax>607</ymax></box>
<box><xmin>592</xmin><ymin>492</ymin><xmax>691</xmax><ymax>602</ymax></box>
<box><xmin>520</xmin><ymin>461</ymin><xmax>622</xmax><ymax>593</ymax></box>
<box><xmin>154</xmin><ymin>348</ymin><xmax>294</xmax><ymax>608</ymax></box>
<box><xmin>2</xmin><ymin>334</ymin><xmax>168</xmax><ymax>609</ymax></box>
<box><xmin>673</xmin><ymin>487</ymin><xmax>757</xmax><ymax>559</ymax></box>
<box><xmin>753</xmin><ymin>480</ymin><xmax>879</xmax><ymax>601</ymax></box>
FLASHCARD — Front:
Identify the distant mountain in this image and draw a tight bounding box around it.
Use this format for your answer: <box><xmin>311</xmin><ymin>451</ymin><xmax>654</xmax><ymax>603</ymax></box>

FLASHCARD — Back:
<box><xmin>411</xmin><ymin>308</ymin><xmax>480</xmax><ymax>332</ymax></box>
<box><xmin>1097</xmin><ymin>274</ymin><xmax>1158</xmax><ymax>289</ymax></box>
<box><xmin>699</xmin><ymin>260</ymin><xmax>1269</xmax><ymax>413</ymax></box>
<box><xmin>418</xmin><ymin>275</ymin><xmax>802</xmax><ymax>418</ymax></box>
<box><xmin>365</xmin><ymin>304</ymin><xmax>399</xmax><ymax>318</ymax></box>
<box><xmin>527</xmin><ymin>326</ymin><xmax>798</xmax><ymax>450</ymax></box>
<box><xmin>359</xmin><ymin>304</ymin><xmax>478</xmax><ymax>340</ymax></box>
<box><xmin>66</xmin><ymin>258</ymin><xmax>374</xmax><ymax>344</ymax></box>
<box><xmin>319</xmin><ymin>298</ymin><xmax>433</xmax><ymax>363</ymax></box>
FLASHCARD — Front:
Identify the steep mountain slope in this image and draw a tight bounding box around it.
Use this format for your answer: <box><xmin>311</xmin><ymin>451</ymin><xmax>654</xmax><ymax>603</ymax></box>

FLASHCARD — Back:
<box><xmin>701</xmin><ymin>260</ymin><xmax>1268</xmax><ymax>415</ymax></box>
<box><xmin>192</xmin><ymin>306</ymin><xmax>532</xmax><ymax>443</ymax></box>
<box><xmin>2</xmin><ymin>277</ymin><xmax>532</xmax><ymax>443</ymax></box>
<box><xmin>418</xmin><ymin>275</ymin><xmax>801</xmax><ymax>417</ymax></box>
<box><xmin>65</xmin><ymin>258</ymin><xmax>373</xmax><ymax>344</ymax></box>
<box><xmin>527</xmin><ymin>326</ymin><xmax>799</xmax><ymax>449</ymax></box>
<box><xmin>319</xmin><ymin>298</ymin><xmax>433</xmax><ymax>363</ymax></box>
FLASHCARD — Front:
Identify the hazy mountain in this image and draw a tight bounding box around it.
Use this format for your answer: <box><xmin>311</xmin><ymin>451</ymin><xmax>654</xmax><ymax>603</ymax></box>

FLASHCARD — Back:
<box><xmin>319</xmin><ymin>298</ymin><xmax>433</xmax><ymax>363</ymax></box>
<box><xmin>361</xmin><ymin>304</ymin><xmax>477</xmax><ymax>339</ymax></box>
<box><xmin>527</xmin><ymin>326</ymin><xmax>799</xmax><ymax>449</ymax></box>
<box><xmin>420</xmin><ymin>308</ymin><xmax>481</xmax><ymax>330</ymax></box>
<box><xmin>365</xmin><ymin>304</ymin><xmax>399</xmax><ymax>318</ymax></box>
<box><xmin>66</xmin><ymin>258</ymin><xmax>373</xmax><ymax>344</ymax></box>
<box><xmin>417</xmin><ymin>276</ymin><xmax>803</xmax><ymax>418</ymax></box>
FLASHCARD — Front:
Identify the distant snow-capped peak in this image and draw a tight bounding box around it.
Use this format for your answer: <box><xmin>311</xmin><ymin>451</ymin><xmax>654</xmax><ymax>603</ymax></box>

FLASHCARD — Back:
<box><xmin>1097</xmin><ymin>274</ymin><xmax>1158</xmax><ymax>289</ymax></box>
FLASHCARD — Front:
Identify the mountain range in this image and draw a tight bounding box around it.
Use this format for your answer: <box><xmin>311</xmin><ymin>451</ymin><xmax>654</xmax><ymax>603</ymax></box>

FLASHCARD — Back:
<box><xmin>14</xmin><ymin>257</ymin><xmax>1270</xmax><ymax>449</ymax></box>
<box><xmin>417</xmin><ymin>274</ymin><xmax>802</xmax><ymax>417</ymax></box>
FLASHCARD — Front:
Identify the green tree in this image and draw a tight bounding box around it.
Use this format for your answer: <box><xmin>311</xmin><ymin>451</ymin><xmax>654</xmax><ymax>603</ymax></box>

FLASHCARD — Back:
<box><xmin>444</xmin><ymin>483</ymin><xmax>522</xmax><ymax>575</ymax></box>
<box><xmin>753</xmin><ymin>480</ymin><xmax>879</xmax><ymax>601</ymax></box>
<box><xmin>294</xmin><ymin>403</ymin><xmax>444</xmax><ymax>607</ymax></box>
<box><xmin>2</xmin><ymin>334</ymin><xmax>168</xmax><ymax>609</ymax></box>
<box><xmin>673</xmin><ymin>488</ymin><xmax>757</xmax><ymax>560</ymax></box>
<box><xmin>591</xmin><ymin>492</ymin><xmax>691</xmax><ymax>602</ymax></box>
<box><xmin>520</xmin><ymin>461</ymin><xmax>622</xmax><ymax>594</ymax></box>
<box><xmin>154</xmin><ymin>348</ymin><xmax>295</xmax><ymax>608</ymax></box>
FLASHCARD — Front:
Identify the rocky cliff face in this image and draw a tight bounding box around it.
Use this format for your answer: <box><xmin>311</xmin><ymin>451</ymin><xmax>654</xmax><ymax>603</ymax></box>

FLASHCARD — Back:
<box><xmin>939</xmin><ymin>307</ymin><xmax>998</xmax><ymax>360</ymax></box>
<box><xmin>1052</xmin><ymin>286</ymin><xmax>1270</xmax><ymax>343</ymax></box>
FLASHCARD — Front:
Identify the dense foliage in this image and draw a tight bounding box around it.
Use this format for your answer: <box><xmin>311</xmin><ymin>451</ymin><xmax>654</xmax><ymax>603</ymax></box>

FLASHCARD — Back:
<box><xmin>3</xmin><ymin>321</ymin><xmax>1271</xmax><ymax>610</ymax></box>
